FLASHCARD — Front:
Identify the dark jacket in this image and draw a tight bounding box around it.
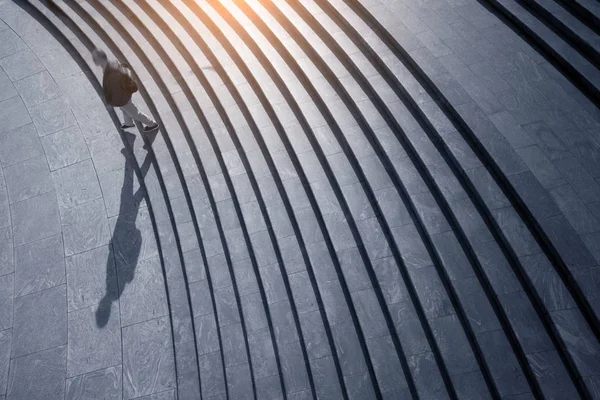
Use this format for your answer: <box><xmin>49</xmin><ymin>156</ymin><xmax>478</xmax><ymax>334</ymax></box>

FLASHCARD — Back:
<box><xmin>102</xmin><ymin>60</ymin><xmax>132</xmax><ymax>107</ymax></box>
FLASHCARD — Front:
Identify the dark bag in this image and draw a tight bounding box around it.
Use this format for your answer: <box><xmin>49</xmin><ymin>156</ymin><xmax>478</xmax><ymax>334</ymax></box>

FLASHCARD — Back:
<box><xmin>120</xmin><ymin>64</ymin><xmax>138</xmax><ymax>94</ymax></box>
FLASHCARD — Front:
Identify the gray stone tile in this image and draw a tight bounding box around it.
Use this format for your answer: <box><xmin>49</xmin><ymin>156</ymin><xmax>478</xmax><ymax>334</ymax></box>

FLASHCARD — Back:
<box><xmin>0</xmin><ymin>29</ymin><xmax>27</xmax><ymax>59</ymax></box>
<box><xmin>251</xmin><ymin>230</ymin><xmax>277</xmax><ymax>266</ymax></box>
<box><xmin>431</xmin><ymin>314</ymin><xmax>478</xmax><ymax>375</ymax></box>
<box><xmin>540</xmin><ymin>215</ymin><xmax>597</xmax><ymax>271</ymax></box>
<box><xmin>410</xmin><ymin>265</ymin><xmax>454</xmax><ymax>319</ymax></box>
<box><xmin>508</xmin><ymin>171</ymin><xmax>561</xmax><ymax>220</ymax></box>
<box><xmin>453</xmin><ymin>370</ymin><xmax>493</xmax><ymax>400</ymax></box>
<box><xmin>500</xmin><ymin>290</ymin><xmax>554</xmax><ymax>354</ymax></box>
<box><xmin>310</xmin><ymin>356</ymin><xmax>344</xmax><ymax>400</ymax></box>
<box><xmin>41</xmin><ymin>125</ymin><xmax>90</xmax><ymax>170</ymax></box>
<box><xmin>0</xmin><ymin>227</ymin><xmax>13</xmax><ymax>276</ymax></box>
<box><xmin>256</xmin><ymin>375</ymin><xmax>283</xmax><ymax>400</ymax></box>
<box><xmin>289</xmin><ymin>271</ymin><xmax>318</xmax><ymax>315</ymax></box>
<box><xmin>66</xmin><ymin>245</ymin><xmax>117</xmax><ymax>312</ymax></box>
<box><xmin>473</xmin><ymin>241</ymin><xmax>522</xmax><ymax>295</ymax></box>
<box><xmin>527</xmin><ymin>350</ymin><xmax>579</xmax><ymax>399</ymax></box>
<box><xmin>0</xmin><ymin>68</ymin><xmax>17</xmax><ymax>102</ymax></box>
<box><xmin>411</xmin><ymin>190</ymin><xmax>451</xmax><ymax>234</ymax></box>
<box><xmin>408</xmin><ymin>351</ymin><xmax>448</xmax><ymax>399</ymax></box>
<box><xmin>98</xmin><ymin>165</ymin><xmax>146</xmax><ymax>219</ymax></box>
<box><xmin>67</xmin><ymin>303</ymin><xmax>121</xmax><ymax>377</ymax></box>
<box><xmin>550</xmin><ymin>308</ymin><xmax>600</xmax><ymax>377</ymax></box>
<box><xmin>109</xmin><ymin>206</ymin><xmax>158</xmax><ymax>267</ymax></box>
<box><xmin>194</xmin><ymin>313</ymin><xmax>220</xmax><ymax>355</ymax></box>
<box><xmin>357</xmin><ymin>216</ymin><xmax>392</xmax><ymax>260</ymax></box>
<box><xmin>358</xmin><ymin>154</ymin><xmax>394</xmax><ymax>191</ymax></box>
<box><xmin>492</xmin><ymin>206</ymin><xmax>540</xmax><ymax>257</ymax></box>
<box><xmin>0</xmin><ymin>96</ymin><xmax>30</xmax><ymax>133</ymax></box>
<box><xmin>6</xmin><ymin>345</ymin><xmax>66</xmax><ymax>400</ymax></box>
<box><xmin>226</xmin><ymin>363</ymin><xmax>253</xmax><ymax>400</ymax></box>
<box><xmin>0</xmin><ymin>187</ymin><xmax>8</xmax><ymax>230</ymax></box>
<box><xmin>28</xmin><ymin>96</ymin><xmax>77</xmax><ymax>137</ymax></box>
<box><xmin>11</xmin><ymin>191</ymin><xmax>60</xmax><ymax>246</ymax></box>
<box><xmin>488</xmin><ymin>111</ymin><xmax>535</xmax><ymax>149</ymax></box>
<box><xmin>61</xmin><ymin>198</ymin><xmax>110</xmax><ymax>256</ymax></box>
<box><xmin>221</xmin><ymin>322</ymin><xmax>248</xmax><ymax>367</ymax></box>
<box><xmin>466</xmin><ymin>166</ymin><xmax>511</xmax><ymax>210</ymax></box>
<box><xmin>337</xmin><ymin>247</ymin><xmax>371</xmax><ymax>293</ymax></box>
<box><xmin>0</xmin><ymin>49</ymin><xmax>45</xmax><ymax>82</ymax></box>
<box><xmin>0</xmin><ymin>274</ymin><xmax>13</xmax><ymax>331</ymax></box>
<box><xmin>550</xmin><ymin>185</ymin><xmax>600</xmax><ymax>235</ymax></box>
<box><xmin>199</xmin><ymin>352</ymin><xmax>226</xmax><ymax>398</ymax></box>
<box><xmin>118</xmin><ymin>255</ymin><xmax>168</xmax><ymax>327</ymax></box>
<box><xmin>0</xmin><ymin>123</ymin><xmax>43</xmax><ymax>167</ymax></box>
<box><xmin>84</xmin><ymin>129</ymin><xmax>127</xmax><ymax>175</ymax></box>
<box><xmin>270</xmin><ymin>300</ymin><xmax>299</xmax><ymax>346</ymax></box>
<box><xmin>12</xmin><ymin>284</ymin><xmax>67</xmax><ymax>357</ymax></box>
<box><xmin>55</xmin><ymin>72</ymin><xmax>98</xmax><ymax>110</ymax></box>
<box><xmin>299</xmin><ymin>310</ymin><xmax>331</xmax><ymax>360</ymax></box>
<box><xmin>392</xmin><ymin>223</ymin><xmax>434</xmax><ymax>270</ymax></box>
<box><xmin>205</xmin><ymin>253</ymin><xmax>230</xmax><ymax>290</ymax></box>
<box><xmin>52</xmin><ymin>159</ymin><xmax>102</xmax><ymax>211</ymax></box>
<box><xmin>260</xmin><ymin>262</ymin><xmax>288</xmax><ymax>305</ymax></box>
<box><xmin>65</xmin><ymin>365</ymin><xmax>122</xmax><ymax>400</ymax></box>
<box><xmin>4</xmin><ymin>155</ymin><xmax>53</xmax><ymax>204</ymax></box>
<box><xmin>247</xmin><ymin>328</ymin><xmax>279</xmax><ymax>379</ymax></box>
<box><xmin>375</xmin><ymin>186</ymin><xmax>411</xmax><ymax>228</ymax></box>
<box><xmin>280</xmin><ymin>342</ymin><xmax>310</xmax><ymax>394</ymax></box>
<box><xmin>522</xmin><ymin>122</ymin><xmax>571</xmax><ymax>162</ymax></box>
<box><xmin>367</xmin><ymin>334</ymin><xmax>408</xmax><ymax>394</ymax></box>
<box><xmin>35</xmin><ymin>46</ymin><xmax>84</xmax><ymax>82</ymax></box>
<box><xmin>183</xmin><ymin>248</ymin><xmax>205</xmax><ymax>283</ymax></box>
<box><xmin>14</xmin><ymin>233</ymin><xmax>65</xmax><ymax>297</ymax></box>
<box><xmin>515</xmin><ymin>145</ymin><xmax>566</xmax><ymax>189</ymax></box>
<box><xmin>332</xmin><ymin>320</ymin><xmax>368</xmax><ymax>375</ymax></box>
<box><xmin>214</xmin><ymin>285</ymin><xmax>241</xmax><ymax>326</ymax></box>
<box><xmin>14</xmin><ymin>70</ymin><xmax>61</xmax><ymax>107</ymax></box>
<box><xmin>122</xmin><ymin>316</ymin><xmax>176</xmax><ymax>399</ymax></box>
<box><xmin>189</xmin><ymin>279</ymin><xmax>213</xmax><ymax>318</ymax></box>
<box><xmin>173</xmin><ymin>340</ymin><xmax>201</xmax><ymax>399</ymax></box>
<box><xmin>0</xmin><ymin>329</ymin><xmax>11</xmax><ymax>394</ymax></box>
<box><xmin>231</xmin><ymin>256</ymin><xmax>259</xmax><ymax>296</ymax></box>
<box><xmin>240</xmin><ymin>290</ymin><xmax>267</xmax><ymax>333</ymax></box>
<box><xmin>450</xmin><ymin>197</ymin><xmax>494</xmax><ymax>245</ymax></box>
<box><xmin>353</xmin><ymin>288</ymin><xmax>388</xmax><ymax>339</ymax></box>
<box><xmin>554</xmin><ymin>157</ymin><xmax>600</xmax><ymax>205</ymax></box>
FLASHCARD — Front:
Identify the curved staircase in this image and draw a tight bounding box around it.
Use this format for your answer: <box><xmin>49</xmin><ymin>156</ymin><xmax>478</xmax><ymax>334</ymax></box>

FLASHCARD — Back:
<box><xmin>13</xmin><ymin>0</ymin><xmax>600</xmax><ymax>398</ymax></box>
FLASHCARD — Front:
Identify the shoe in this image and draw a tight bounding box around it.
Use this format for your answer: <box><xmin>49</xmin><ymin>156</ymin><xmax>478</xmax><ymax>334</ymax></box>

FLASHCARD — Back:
<box><xmin>120</xmin><ymin>123</ymin><xmax>135</xmax><ymax>130</ymax></box>
<box><xmin>143</xmin><ymin>123</ymin><xmax>159</xmax><ymax>133</ymax></box>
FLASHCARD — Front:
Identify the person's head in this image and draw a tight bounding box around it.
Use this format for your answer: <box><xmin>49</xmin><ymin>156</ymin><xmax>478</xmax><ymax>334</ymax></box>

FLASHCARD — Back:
<box><xmin>92</xmin><ymin>48</ymin><xmax>108</xmax><ymax>68</ymax></box>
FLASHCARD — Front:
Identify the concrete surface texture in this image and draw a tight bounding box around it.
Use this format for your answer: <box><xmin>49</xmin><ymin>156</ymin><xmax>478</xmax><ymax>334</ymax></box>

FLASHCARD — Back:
<box><xmin>0</xmin><ymin>0</ymin><xmax>599</xmax><ymax>399</ymax></box>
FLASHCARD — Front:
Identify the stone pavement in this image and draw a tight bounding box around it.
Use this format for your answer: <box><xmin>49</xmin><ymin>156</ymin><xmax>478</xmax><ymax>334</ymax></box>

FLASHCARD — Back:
<box><xmin>0</xmin><ymin>0</ymin><xmax>598</xmax><ymax>399</ymax></box>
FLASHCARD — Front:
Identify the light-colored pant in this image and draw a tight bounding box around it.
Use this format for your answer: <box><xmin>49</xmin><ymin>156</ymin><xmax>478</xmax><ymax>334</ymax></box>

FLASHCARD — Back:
<box><xmin>120</xmin><ymin>99</ymin><xmax>155</xmax><ymax>126</ymax></box>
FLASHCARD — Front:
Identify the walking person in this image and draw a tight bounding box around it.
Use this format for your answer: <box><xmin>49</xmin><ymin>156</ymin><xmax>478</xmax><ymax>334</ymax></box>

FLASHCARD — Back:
<box><xmin>92</xmin><ymin>48</ymin><xmax>159</xmax><ymax>132</ymax></box>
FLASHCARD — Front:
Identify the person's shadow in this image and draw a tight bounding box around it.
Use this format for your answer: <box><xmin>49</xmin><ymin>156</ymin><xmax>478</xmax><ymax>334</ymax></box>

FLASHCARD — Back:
<box><xmin>96</xmin><ymin>133</ymin><xmax>153</xmax><ymax>328</ymax></box>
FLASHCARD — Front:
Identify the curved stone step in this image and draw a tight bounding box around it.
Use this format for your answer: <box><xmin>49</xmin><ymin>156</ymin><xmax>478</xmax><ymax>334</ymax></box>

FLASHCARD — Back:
<box><xmin>482</xmin><ymin>0</ymin><xmax>600</xmax><ymax>104</ymax></box>
<box><xmin>553</xmin><ymin>0</ymin><xmax>600</xmax><ymax>36</ymax></box>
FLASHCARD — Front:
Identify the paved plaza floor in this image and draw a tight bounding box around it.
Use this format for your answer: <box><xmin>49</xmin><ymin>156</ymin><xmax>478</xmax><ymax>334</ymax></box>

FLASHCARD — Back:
<box><xmin>0</xmin><ymin>0</ymin><xmax>599</xmax><ymax>399</ymax></box>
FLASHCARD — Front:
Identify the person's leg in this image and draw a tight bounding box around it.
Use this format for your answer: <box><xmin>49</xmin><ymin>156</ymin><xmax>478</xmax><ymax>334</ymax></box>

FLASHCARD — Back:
<box><xmin>121</xmin><ymin>107</ymin><xmax>134</xmax><ymax>126</ymax></box>
<box><xmin>120</xmin><ymin>99</ymin><xmax>156</xmax><ymax>126</ymax></box>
